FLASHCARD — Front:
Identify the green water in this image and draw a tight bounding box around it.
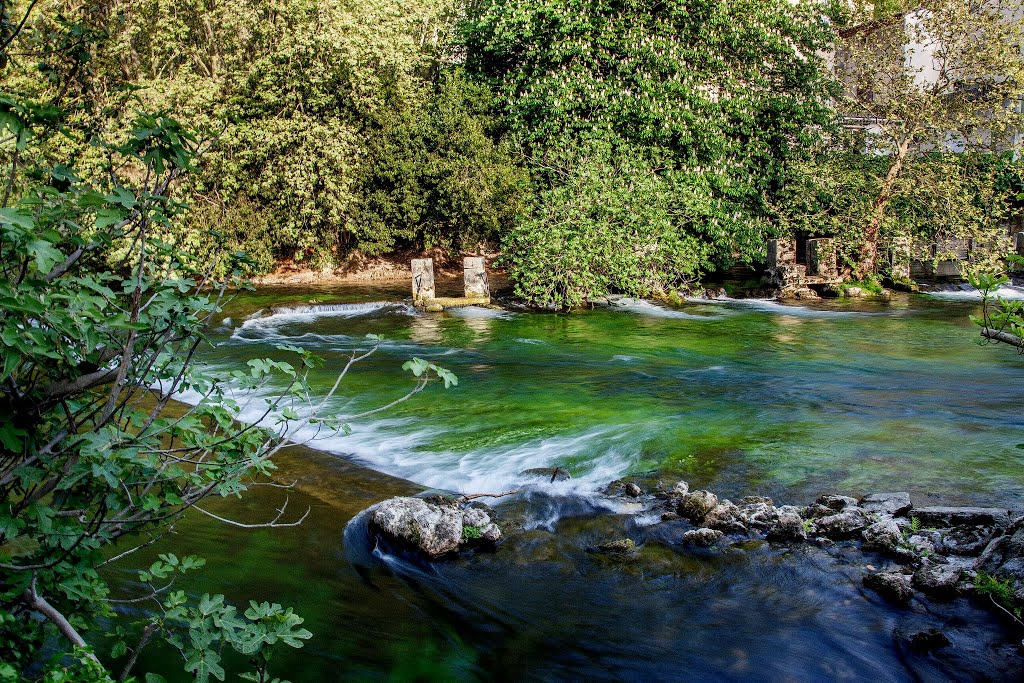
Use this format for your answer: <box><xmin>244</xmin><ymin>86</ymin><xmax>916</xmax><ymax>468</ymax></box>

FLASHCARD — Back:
<box><xmin>204</xmin><ymin>284</ymin><xmax>1024</xmax><ymax>505</ymax></box>
<box><xmin>123</xmin><ymin>283</ymin><xmax>1024</xmax><ymax>681</ymax></box>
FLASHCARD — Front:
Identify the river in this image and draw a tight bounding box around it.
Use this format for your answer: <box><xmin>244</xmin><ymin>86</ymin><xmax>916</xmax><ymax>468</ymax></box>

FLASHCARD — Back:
<box><xmin>126</xmin><ymin>280</ymin><xmax>1024</xmax><ymax>680</ymax></box>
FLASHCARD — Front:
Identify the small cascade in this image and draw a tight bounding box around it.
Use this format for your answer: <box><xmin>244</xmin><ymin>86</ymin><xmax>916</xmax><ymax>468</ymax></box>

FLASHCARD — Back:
<box><xmin>268</xmin><ymin>301</ymin><xmax>414</xmax><ymax>316</ymax></box>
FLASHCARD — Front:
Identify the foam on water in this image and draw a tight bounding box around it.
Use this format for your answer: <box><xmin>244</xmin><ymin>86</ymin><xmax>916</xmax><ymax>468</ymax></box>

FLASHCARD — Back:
<box><xmin>611</xmin><ymin>298</ymin><xmax>725</xmax><ymax>319</ymax></box>
<box><xmin>924</xmin><ymin>285</ymin><xmax>1024</xmax><ymax>301</ymax></box>
<box><xmin>230</xmin><ymin>302</ymin><xmax>415</xmax><ymax>342</ymax></box>
<box><xmin>691</xmin><ymin>296</ymin><xmax>873</xmax><ymax>317</ymax></box>
<box><xmin>446</xmin><ymin>306</ymin><xmax>517</xmax><ymax>320</ymax></box>
<box><xmin>171</xmin><ymin>370</ymin><xmax>633</xmax><ymax>497</ymax></box>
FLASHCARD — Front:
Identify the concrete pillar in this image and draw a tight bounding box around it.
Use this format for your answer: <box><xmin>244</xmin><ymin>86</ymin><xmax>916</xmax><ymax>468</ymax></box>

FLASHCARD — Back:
<box><xmin>463</xmin><ymin>257</ymin><xmax>488</xmax><ymax>298</ymax></box>
<box><xmin>806</xmin><ymin>238</ymin><xmax>837</xmax><ymax>278</ymax></box>
<box><xmin>767</xmin><ymin>238</ymin><xmax>796</xmax><ymax>272</ymax></box>
<box><xmin>411</xmin><ymin>258</ymin><xmax>435</xmax><ymax>302</ymax></box>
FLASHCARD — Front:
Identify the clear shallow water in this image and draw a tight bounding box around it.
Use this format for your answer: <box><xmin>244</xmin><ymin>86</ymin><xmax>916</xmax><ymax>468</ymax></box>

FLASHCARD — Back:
<box><xmin>125</xmin><ymin>283</ymin><xmax>1024</xmax><ymax>680</ymax></box>
<box><xmin>202</xmin><ymin>284</ymin><xmax>1024</xmax><ymax>506</ymax></box>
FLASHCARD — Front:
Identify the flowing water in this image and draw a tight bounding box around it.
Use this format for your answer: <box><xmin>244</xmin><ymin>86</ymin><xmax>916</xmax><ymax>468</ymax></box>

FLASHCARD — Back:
<box><xmin>127</xmin><ymin>281</ymin><xmax>1024</xmax><ymax>680</ymax></box>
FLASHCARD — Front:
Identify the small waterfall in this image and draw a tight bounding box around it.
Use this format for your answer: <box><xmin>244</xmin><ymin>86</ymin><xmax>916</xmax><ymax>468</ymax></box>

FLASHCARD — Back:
<box><xmin>268</xmin><ymin>301</ymin><xmax>413</xmax><ymax>316</ymax></box>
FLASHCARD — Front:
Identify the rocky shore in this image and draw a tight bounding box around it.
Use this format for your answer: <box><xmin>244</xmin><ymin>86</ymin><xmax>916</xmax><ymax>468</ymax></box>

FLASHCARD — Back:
<box><xmin>361</xmin><ymin>478</ymin><xmax>1024</xmax><ymax>650</ymax></box>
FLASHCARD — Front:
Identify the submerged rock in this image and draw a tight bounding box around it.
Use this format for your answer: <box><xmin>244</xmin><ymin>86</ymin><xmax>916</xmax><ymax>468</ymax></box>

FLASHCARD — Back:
<box><xmin>863</xmin><ymin>570</ymin><xmax>914</xmax><ymax>603</ymax></box>
<box><xmin>589</xmin><ymin>538</ymin><xmax>637</xmax><ymax>555</ymax></box>
<box><xmin>908</xmin><ymin>629</ymin><xmax>951</xmax><ymax>652</ymax></box>
<box><xmin>860</xmin><ymin>492</ymin><xmax>912</xmax><ymax>517</ymax></box>
<box><xmin>682</xmin><ymin>528</ymin><xmax>724</xmax><ymax>547</ymax></box>
<box><xmin>521</xmin><ymin>467</ymin><xmax>571</xmax><ymax>483</ymax></box>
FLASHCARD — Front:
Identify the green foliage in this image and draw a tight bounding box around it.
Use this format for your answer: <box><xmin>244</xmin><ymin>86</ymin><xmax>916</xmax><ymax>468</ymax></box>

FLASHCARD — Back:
<box><xmin>970</xmin><ymin>257</ymin><xmax>1024</xmax><ymax>351</ymax></box>
<box><xmin>774</xmin><ymin>150</ymin><xmax>1023</xmax><ymax>277</ymax></box>
<box><xmin>462</xmin><ymin>525</ymin><xmax>482</xmax><ymax>540</ymax></box>
<box><xmin>464</xmin><ymin>0</ymin><xmax>837</xmax><ymax>305</ymax></box>
<box><xmin>0</xmin><ymin>21</ymin><xmax>457</xmax><ymax>679</ymax></box>
<box><xmin>974</xmin><ymin>571</ymin><xmax>1023</xmax><ymax>620</ymax></box>
<box><xmin>502</xmin><ymin>142</ymin><xmax>711</xmax><ymax>307</ymax></box>
<box><xmin>349</xmin><ymin>70</ymin><xmax>528</xmax><ymax>256</ymax></box>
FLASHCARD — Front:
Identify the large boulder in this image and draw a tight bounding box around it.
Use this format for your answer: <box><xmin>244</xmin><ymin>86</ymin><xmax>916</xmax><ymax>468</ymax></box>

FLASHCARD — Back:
<box><xmin>860</xmin><ymin>492</ymin><xmax>912</xmax><ymax>517</ymax></box>
<box><xmin>370</xmin><ymin>497</ymin><xmax>496</xmax><ymax>557</ymax></box>
<box><xmin>912</xmin><ymin>506</ymin><xmax>1010</xmax><ymax>529</ymax></box>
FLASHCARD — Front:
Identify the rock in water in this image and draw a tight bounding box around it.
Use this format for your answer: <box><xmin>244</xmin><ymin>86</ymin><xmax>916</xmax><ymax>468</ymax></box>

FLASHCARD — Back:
<box><xmin>908</xmin><ymin>629</ymin><xmax>951</xmax><ymax>652</ymax></box>
<box><xmin>462</xmin><ymin>507</ymin><xmax>502</xmax><ymax>543</ymax></box>
<box><xmin>913</xmin><ymin>564</ymin><xmax>962</xmax><ymax>595</ymax></box>
<box><xmin>589</xmin><ymin>538</ymin><xmax>636</xmax><ymax>555</ymax></box>
<box><xmin>371</xmin><ymin>497</ymin><xmax>466</xmax><ymax>557</ymax></box>
<box><xmin>912</xmin><ymin>506</ymin><xmax>1010</xmax><ymax>529</ymax></box>
<box><xmin>862</xmin><ymin>519</ymin><xmax>904</xmax><ymax>555</ymax></box>
<box><xmin>739</xmin><ymin>501</ymin><xmax>780</xmax><ymax>530</ymax></box>
<box><xmin>815</xmin><ymin>494</ymin><xmax>858</xmax><ymax>512</ymax></box>
<box><xmin>766</xmin><ymin>511</ymin><xmax>807</xmax><ymax>542</ymax></box>
<box><xmin>814</xmin><ymin>508</ymin><xmax>869</xmax><ymax>539</ymax></box>
<box><xmin>704</xmin><ymin>502</ymin><xmax>747</xmax><ymax>533</ymax></box>
<box><xmin>863</xmin><ymin>571</ymin><xmax>914</xmax><ymax>603</ymax></box>
<box><xmin>682</xmin><ymin>528</ymin><xmax>724</xmax><ymax>547</ymax></box>
<box><xmin>678</xmin><ymin>490</ymin><xmax>719</xmax><ymax>522</ymax></box>
<box><xmin>521</xmin><ymin>467</ymin><xmax>571</xmax><ymax>483</ymax></box>
<box><xmin>860</xmin><ymin>492</ymin><xmax>912</xmax><ymax>517</ymax></box>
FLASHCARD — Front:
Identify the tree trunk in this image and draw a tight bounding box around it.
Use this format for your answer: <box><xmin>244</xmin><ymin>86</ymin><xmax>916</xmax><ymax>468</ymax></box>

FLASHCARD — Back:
<box><xmin>856</xmin><ymin>137</ymin><xmax>912</xmax><ymax>280</ymax></box>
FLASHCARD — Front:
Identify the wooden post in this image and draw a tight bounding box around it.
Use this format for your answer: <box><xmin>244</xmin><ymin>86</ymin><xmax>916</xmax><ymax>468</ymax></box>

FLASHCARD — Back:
<box><xmin>411</xmin><ymin>259</ymin><xmax>435</xmax><ymax>302</ymax></box>
<box><xmin>463</xmin><ymin>257</ymin><xmax>489</xmax><ymax>299</ymax></box>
